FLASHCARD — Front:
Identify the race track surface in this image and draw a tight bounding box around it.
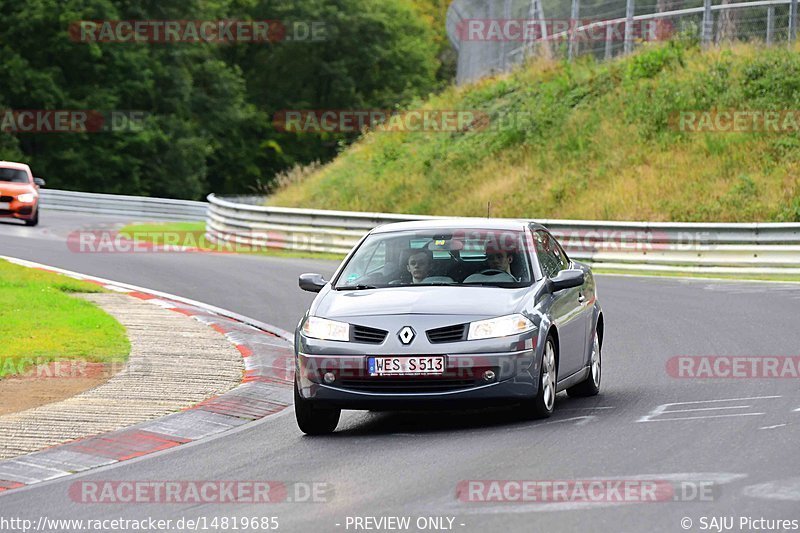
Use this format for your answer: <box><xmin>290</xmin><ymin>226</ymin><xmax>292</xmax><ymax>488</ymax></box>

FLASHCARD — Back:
<box><xmin>1</xmin><ymin>211</ymin><xmax>798</xmax><ymax>533</ymax></box>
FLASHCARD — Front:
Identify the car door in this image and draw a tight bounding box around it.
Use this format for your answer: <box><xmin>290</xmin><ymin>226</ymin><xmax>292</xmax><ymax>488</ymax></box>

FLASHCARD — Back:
<box><xmin>534</xmin><ymin>231</ymin><xmax>588</xmax><ymax>380</ymax></box>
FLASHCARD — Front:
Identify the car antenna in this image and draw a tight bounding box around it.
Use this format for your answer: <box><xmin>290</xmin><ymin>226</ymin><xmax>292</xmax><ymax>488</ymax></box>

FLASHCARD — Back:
<box><xmin>487</xmin><ymin>201</ymin><xmax>491</xmax><ymax>218</ymax></box>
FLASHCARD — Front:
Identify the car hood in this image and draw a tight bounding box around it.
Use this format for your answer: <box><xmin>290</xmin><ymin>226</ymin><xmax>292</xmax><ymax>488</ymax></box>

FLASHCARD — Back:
<box><xmin>0</xmin><ymin>182</ymin><xmax>35</xmax><ymax>195</ymax></box>
<box><xmin>315</xmin><ymin>285</ymin><xmax>531</xmax><ymax>320</ymax></box>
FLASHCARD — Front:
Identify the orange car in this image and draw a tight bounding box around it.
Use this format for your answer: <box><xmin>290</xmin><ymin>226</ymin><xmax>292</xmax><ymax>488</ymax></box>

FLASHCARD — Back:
<box><xmin>0</xmin><ymin>161</ymin><xmax>45</xmax><ymax>227</ymax></box>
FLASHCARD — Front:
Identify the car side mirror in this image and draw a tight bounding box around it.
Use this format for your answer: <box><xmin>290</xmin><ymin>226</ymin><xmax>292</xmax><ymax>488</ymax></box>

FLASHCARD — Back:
<box><xmin>549</xmin><ymin>269</ymin><xmax>584</xmax><ymax>292</ymax></box>
<box><xmin>33</xmin><ymin>177</ymin><xmax>46</xmax><ymax>187</ymax></box>
<box><xmin>299</xmin><ymin>273</ymin><xmax>327</xmax><ymax>293</ymax></box>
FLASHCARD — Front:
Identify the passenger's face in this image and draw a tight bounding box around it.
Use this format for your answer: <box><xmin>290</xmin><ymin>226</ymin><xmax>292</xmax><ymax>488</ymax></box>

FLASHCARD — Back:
<box><xmin>487</xmin><ymin>251</ymin><xmax>512</xmax><ymax>273</ymax></box>
<box><xmin>407</xmin><ymin>252</ymin><xmax>431</xmax><ymax>281</ymax></box>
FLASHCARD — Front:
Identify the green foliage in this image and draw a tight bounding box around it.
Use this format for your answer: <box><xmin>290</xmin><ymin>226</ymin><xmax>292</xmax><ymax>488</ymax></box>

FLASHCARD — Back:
<box><xmin>0</xmin><ymin>259</ymin><xmax>129</xmax><ymax>378</ymax></box>
<box><xmin>272</xmin><ymin>43</ymin><xmax>800</xmax><ymax>223</ymax></box>
<box><xmin>0</xmin><ymin>0</ymin><xmax>443</xmax><ymax>198</ymax></box>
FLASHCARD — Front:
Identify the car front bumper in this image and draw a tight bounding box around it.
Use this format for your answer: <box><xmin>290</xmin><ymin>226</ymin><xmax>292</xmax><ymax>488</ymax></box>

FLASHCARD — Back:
<box><xmin>295</xmin><ymin>345</ymin><xmax>543</xmax><ymax>410</ymax></box>
<box><xmin>0</xmin><ymin>197</ymin><xmax>37</xmax><ymax>220</ymax></box>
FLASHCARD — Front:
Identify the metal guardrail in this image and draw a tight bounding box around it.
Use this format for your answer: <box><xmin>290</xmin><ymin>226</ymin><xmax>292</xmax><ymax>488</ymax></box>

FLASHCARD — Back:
<box><xmin>40</xmin><ymin>189</ymin><xmax>206</xmax><ymax>222</ymax></box>
<box><xmin>206</xmin><ymin>194</ymin><xmax>800</xmax><ymax>275</ymax></box>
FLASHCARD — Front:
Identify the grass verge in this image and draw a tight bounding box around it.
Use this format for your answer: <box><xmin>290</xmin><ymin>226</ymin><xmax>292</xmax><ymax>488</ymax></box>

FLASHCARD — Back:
<box><xmin>0</xmin><ymin>260</ymin><xmax>130</xmax><ymax>378</ymax></box>
<box><xmin>593</xmin><ymin>267</ymin><xmax>800</xmax><ymax>283</ymax></box>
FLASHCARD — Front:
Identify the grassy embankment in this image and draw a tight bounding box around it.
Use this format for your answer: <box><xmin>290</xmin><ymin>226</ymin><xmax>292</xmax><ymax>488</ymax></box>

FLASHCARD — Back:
<box><xmin>271</xmin><ymin>42</ymin><xmax>800</xmax><ymax>223</ymax></box>
<box><xmin>0</xmin><ymin>260</ymin><xmax>130</xmax><ymax>378</ymax></box>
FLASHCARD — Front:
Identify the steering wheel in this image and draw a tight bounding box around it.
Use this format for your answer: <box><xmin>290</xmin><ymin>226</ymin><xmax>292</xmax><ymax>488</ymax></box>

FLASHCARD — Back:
<box><xmin>478</xmin><ymin>269</ymin><xmax>511</xmax><ymax>277</ymax></box>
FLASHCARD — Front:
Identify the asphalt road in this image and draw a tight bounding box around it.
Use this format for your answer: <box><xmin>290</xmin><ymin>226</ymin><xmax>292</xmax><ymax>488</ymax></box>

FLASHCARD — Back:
<box><xmin>1</xmin><ymin>210</ymin><xmax>799</xmax><ymax>533</ymax></box>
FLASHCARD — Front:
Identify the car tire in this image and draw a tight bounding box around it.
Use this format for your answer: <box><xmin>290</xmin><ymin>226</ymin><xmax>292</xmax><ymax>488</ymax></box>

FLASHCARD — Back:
<box><xmin>294</xmin><ymin>381</ymin><xmax>340</xmax><ymax>435</ymax></box>
<box><xmin>24</xmin><ymin>210</ymin><xmax>39</xmax><ymax>227</ymax></box>
<box><xmin>567</xmin><ymin>329</ymin><xmax>601</xmax><ymax>398</ymax></box>
<box><xmin>521</xmin><ymin>335</ymin><xmax>557</xmax><ymax>419</ymax></box>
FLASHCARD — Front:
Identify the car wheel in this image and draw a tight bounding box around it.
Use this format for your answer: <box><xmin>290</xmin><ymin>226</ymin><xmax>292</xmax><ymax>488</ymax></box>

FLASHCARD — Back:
<box><xmin>567</xmin><ymin>329</ymin><xmax>601</xmax><ymax>398</ymax></box>
<box><xmin>521</xmin><ymin>335</ymin><xmax>557</xmax><ymax>419</ymax></box>
<box><xmin>294</xmin><ymin>381</ymin><xmax>340</xmax><ymax>435</ymax></box>
<box><xmin>24</xmin><ymin>210</ymin><xmax>39</xmax><ymax>227</ymax></box>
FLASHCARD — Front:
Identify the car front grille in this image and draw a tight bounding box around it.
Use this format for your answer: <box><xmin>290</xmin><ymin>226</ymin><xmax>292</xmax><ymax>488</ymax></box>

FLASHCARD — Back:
<box><xmin>427</xmin><ymin>324</ymin><xmax>467</xmax><ymax>343</ymax></box>
<box><xmin>0</xmin><ymin>196</ymin><xmax>13</xmax><ymax>202</ymax></box>
<box><xmin>351</xmin><ymin>325</ymin><xmax>388</xmax><ymax>344</ymax></box>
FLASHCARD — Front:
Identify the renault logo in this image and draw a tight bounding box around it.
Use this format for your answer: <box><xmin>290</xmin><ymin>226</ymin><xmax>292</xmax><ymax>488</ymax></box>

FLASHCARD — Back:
<box><xmin>398</xmin><ymin>326</ymin><xmax>415</xmax><ymax>345</ymax></box>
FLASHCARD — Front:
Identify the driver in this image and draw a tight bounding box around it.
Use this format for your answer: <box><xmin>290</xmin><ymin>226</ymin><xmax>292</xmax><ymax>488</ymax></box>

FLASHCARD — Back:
<box><xmin>406</xmin><ymin>248</ymin><xmax>433</xmax><ymax>284</ymax></box>
<box><xmin>485</xmin><ymin>243</ymin><xmax>515</xmax><ymax>276</ymax></box>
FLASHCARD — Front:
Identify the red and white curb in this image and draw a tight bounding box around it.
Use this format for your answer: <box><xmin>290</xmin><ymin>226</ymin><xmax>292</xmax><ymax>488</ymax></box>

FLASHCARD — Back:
<box><xmin>0</xmin><ymin>256</ymin><xmax>295</xmax><ymax>494</ymax></box>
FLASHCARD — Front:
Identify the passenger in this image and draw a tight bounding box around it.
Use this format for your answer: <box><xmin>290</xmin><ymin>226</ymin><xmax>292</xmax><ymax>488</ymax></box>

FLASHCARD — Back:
<box><xmin>406</xmin><ymin>249</ymin><xmax>434</xmax><ymax>284</ymax></box>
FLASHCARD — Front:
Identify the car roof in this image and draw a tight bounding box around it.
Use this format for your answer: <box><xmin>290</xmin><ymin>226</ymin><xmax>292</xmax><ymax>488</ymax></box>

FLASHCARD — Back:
<box><xmin>370</xmin><ymin>218</ymin><xmax>549</xmax><ymax>234</ymax></box>
<box><xmin>0</xmin><ymin>161</ymin><xmax>32</xmax><ymax>172</ymax></box>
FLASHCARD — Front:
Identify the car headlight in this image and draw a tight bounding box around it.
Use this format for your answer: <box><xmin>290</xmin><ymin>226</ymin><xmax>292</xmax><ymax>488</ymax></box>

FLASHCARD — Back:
<box><xmin>302</xmin><ymin>316</ymin><xmax>350</xmax><ymax>342</ymax></box>
<box><xmin>467</xmin><ymin>314</ymin><xmax>535</xmax><ymax>340</ymax></box>
<box><xmin>17</xmin><ymin>193</ymin><xmax>35</xmax><ymax>203</ymax></box>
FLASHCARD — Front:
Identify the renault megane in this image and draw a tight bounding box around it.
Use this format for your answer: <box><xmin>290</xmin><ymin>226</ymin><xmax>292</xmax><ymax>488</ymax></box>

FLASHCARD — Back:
<box><xmin>294</xmin><ymin>219</ymin><xmax>604</xmax><ymax>435</ymax></box>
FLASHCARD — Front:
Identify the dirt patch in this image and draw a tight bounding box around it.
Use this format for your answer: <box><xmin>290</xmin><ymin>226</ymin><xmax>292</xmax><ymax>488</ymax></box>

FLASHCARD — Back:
<box><xmin>0</xmin><ymin>362</ymin><xmax>123</xmax><ymax>415</ymax></box>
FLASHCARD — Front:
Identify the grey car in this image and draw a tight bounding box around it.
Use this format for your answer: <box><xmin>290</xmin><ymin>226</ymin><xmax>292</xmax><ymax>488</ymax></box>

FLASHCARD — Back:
<box><xmin>294</xmin><ymin>219</ymin><xmax>604</xmax><ymax>434</ymax></box>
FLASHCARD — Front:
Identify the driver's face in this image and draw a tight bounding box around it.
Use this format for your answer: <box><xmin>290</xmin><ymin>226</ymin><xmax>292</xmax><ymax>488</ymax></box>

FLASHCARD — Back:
<box><xmin>407</xmin><ymin>252</ymin><xmax>431</xmax><ymax>282</ymax></box>
<box><xmin>487</xmin><ymin>251</ymin><xmax>512</xmax><ymax>274</ymax></box>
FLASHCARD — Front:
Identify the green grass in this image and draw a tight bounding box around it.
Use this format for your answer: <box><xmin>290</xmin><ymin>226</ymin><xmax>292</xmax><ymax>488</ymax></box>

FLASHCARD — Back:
<box><xmin>0</xmin><ymin>260</ymin><xmax>130</xmax><ymax>378</ymax></box>
<box><xmin>593</xmin><ymin>268</ymin><xmax>800</xmax><ymax>283</ymax></box>
<box><xmin>119</xmin><ymin>222</ymin><xmax>345</xmax><ymax>261</ymax></box>
<box><xmin>271</xmin><ymin>41</ymin><xmax>800</xmax><ymax>223</ymax></box>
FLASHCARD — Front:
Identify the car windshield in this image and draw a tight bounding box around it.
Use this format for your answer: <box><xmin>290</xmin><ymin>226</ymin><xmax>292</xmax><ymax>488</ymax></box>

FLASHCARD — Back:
<box><xmin>335</xmin><ymin>228</ymin><xmax>533</xmax><ymax>289</ymax></box>
<box><xmin>0</xmin><ymin>168</ymin><xmax>29</xmax><ymax>183</ymax></box>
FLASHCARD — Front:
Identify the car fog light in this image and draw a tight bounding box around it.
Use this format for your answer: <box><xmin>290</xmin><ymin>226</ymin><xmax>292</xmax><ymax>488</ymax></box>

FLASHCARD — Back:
<box><xmin>483</xmin><ymin>370</ymin><xmax>496</xmax><ymax>382</ymax></box>
<box><xmin>323</xmin><ymin>372</ymin><xmax>336</xmax><ymax>384</ymax></box>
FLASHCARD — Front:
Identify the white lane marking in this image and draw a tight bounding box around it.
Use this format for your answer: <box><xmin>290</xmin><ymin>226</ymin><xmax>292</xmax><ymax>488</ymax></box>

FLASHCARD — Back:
<box><xmin>759</xmin><ymin>424</ymin><xmax>787</xmax><ymax>430</ymax></box>
<box><xmin>543</xmin><ymin>415</ymin><xmax>597</xmax><ymax>427</ymax></box>
<box><xmin>560</xmin><ymin>406</ymin><xmax>615</xmax><ymax>411</ymax></box>
<box><xmin>637</xmin><ymin>396</ymin><xmax>782</xmax><ymax>423</ymax></box>
<box><xmin>641</xmin><ymin>413</ymin><xmax>765</xmax><ymax>422</ymax></box>
<box><xmin>104</xmin><ymin>284</ymin><xmax>133</xmax><ymax>293</ymax></box>
<box><xmin>743</xmin><ymin>477</ymin><xmax>800</xmax><ymax>501</ymax></box>
<box><xmin>145</xmin><ymin>298</ymin><xmax>177</xmax><ymax>309</ymax></box>
<box><xmin>665</xmin><ymin>405</ymin><xmax>752</xmax><ymax>414</ymax></box>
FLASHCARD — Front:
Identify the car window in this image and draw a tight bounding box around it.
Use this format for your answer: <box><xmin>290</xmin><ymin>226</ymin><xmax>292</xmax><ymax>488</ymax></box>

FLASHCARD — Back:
<box><xmin>335</xmin><ymin>228</ymin><xmax>533</xmax><ymax>288</ymax></box>
<box><xmin>534</xmin><ymin>231</ymin><xmax>568</xmax><ymax>278</ymax></box>
<box><xmin>0</xmin><ymin>168</ymin><xmax>29</xmax><ymax>183</ymax></box>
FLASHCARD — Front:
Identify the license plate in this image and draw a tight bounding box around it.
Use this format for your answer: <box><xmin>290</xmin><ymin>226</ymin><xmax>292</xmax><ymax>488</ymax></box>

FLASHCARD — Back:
<box><xmin>0</xmin><ymin>202</ymin><xmax>9</xmax><ymax>209</ymax></box>
<box><xmin>368</xmin><ymin>356</ymin><xmax>445</xmax><ymax>376</ymax></box>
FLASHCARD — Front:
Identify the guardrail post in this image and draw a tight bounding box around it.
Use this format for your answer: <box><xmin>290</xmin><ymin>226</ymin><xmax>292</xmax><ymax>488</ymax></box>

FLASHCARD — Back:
<box><xmin>767</xmin><ymin>6</ymin><xmax>775</xmax><ymax>45</ymax></box>
<box><xmin>702</xmin><ymin>0</ymin><xmax>714</xmax><ymax>47</ymax></box>
<box><xmin>790</xmin><ymin>0</ymin><xmax>798</xmax><ymax>44</ymax></box>
<box><xmin>568</xmin><ymin>0</ymin><xmax>581</xmax><ymax>61</ymax></box>
<box><xmin>605</xmin><ymin>23</ymin><xmax>613</xmax><ymax>59</ymax></box>
<box><xmin>624</xmin><ymin>0</ymin><xmax>635</xmax><ymax>54</ymax></box>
